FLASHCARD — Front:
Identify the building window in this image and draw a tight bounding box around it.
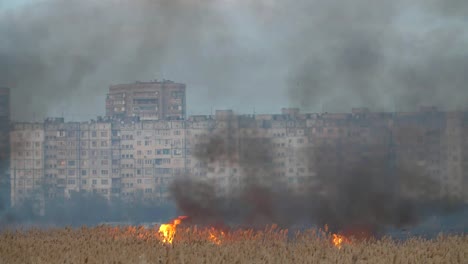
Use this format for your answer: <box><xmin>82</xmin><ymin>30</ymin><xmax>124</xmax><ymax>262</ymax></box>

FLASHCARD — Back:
<box><xmin>92</xmin><ymin>179</ymin><xmax>97</xmax><ymax>185</ymax></box>
<box><xmin>101</xmin><ymin>179</ymin><xmax>108</xmax><ymax>185</ymax></box>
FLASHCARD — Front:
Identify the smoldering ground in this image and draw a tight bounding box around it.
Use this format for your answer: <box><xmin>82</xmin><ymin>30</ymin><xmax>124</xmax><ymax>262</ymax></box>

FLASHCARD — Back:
<box><xmin>170</xmin><ymin>113</ymin><xmax>465</xmax><ymax>234</ymax></box>
<box><xmin>1</xmin><ymin>0</ymin><xmax>468</xmax><ymax>120</ymax></box>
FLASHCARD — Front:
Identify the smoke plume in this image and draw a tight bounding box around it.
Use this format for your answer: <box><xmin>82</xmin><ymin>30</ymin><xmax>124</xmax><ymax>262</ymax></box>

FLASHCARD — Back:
<box><xmin>1</xmin><ymin>0</ymin><xmax>468</xmax><ymax>120</ymax></box>
<box><xmin>170</xmin><ymin>113</ymin><xmax>465</xmax><ymax>234</ymax></box>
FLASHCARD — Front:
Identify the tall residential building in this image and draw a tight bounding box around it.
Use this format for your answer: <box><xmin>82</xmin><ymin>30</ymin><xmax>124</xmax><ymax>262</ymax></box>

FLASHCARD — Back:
<box><xmin>42</xmin><ymin>118</ymin><xmax>113</xmax><ymax>200</ymax></box>
<box><xmin>106</xmin><ymin>80</ymin><xmax>186</xmax><ymax>121</ymax></box>
<box><xmin>0</xmin><ymin>87</ymin><xmax>10</xmax><ymax>210</ymax></box>
<box><xmin>10</xmin><ymin>122</ymin><xmax>44</xmax><ymax>207</ymax></box>
<box><xmin>9</xmin><ymin>107</ymin><xmax>468</xmax><ymax>207</ymax></box>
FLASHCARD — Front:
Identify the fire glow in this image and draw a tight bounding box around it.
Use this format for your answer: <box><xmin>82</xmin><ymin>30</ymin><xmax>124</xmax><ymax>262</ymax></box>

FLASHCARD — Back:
<box><xmin>208</xmin><ymin>227</ymin><xmax>225</xmax><ymax>245</ymax></box>
<box><xmin>332</xmin><ymin>234</ymin><xmax>348</xmax><ymax>249</ymax></box>
<box><xmin>110</xmin><ymin>216</ymin><xmax>359</xmax><ymax>249</ymax></box>
<box><xmin>158</xmin><ymin>215</ymin><xmax>188</xmax><ymax>244</ymax></box>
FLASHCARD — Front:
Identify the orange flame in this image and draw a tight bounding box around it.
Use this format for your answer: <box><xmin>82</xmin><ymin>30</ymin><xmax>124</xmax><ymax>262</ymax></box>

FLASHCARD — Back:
<box><xmin>208</xmin><ymin>227</ymin><xmax>225</xmax><ymax>245</ymax></box>
<box><xmin>332</xmin><ymin>234</ymin><xmax>348</xmax><ymax>249</ymax></box>
<box><xmin>158</xmin><ymin>216</ymin><xmax>188</xmax><ymax>244</ymax></box>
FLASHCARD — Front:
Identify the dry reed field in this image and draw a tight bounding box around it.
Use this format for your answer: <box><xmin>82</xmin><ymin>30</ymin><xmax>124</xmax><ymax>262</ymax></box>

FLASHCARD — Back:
<box><xmin>0</xmin><ymin>225</ymin><xmax>467</xmax><ymax>264</ymax></box>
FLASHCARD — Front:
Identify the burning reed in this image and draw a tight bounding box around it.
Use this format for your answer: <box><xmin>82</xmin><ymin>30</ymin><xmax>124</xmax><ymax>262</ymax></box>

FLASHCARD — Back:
<box><xmin>1</xmin><ymin>225</ymin><xmax>467</xmax><ymax>264</ymax></box>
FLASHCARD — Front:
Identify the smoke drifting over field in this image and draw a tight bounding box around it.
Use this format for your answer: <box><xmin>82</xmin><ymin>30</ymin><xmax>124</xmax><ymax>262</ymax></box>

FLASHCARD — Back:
<box><xmin>170</xmin><ymin>114</ymin><xmax>464</xmax><ymax>233</ymax></box>
<box><xmin>1</xmin><ymin>0</ymin><xmax>467</xmax><ymax>232</ymax></box>
<box><xmin>1</xmin><ymin>0</ymin><xmax>468</xmax><ymax>120</ymax></box>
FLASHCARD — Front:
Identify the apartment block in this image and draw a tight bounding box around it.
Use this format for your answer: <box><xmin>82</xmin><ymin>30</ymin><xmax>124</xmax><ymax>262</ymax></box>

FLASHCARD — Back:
<box><xmin>10</xmin><ymin>122</ymin><xmax>44</xmax><ymax>206</ymax></box>
<box><xmin>9</xmin><ymin>107</ymin><xmax>468</xmax><ymax>207</ymax></box>
<box><xmin>106</xmin><ymin>80</ymin><xmax>186</xmax><ymax>121</ymax></box>
<box><xmin>42</xmin><ymin>118</ymin><xmax>113</xmax><ymax>200</ymax></box>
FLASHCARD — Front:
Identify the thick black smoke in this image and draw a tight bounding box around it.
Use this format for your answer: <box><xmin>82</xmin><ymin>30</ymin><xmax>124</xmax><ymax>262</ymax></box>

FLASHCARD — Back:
<box><xmin>1</xmin><ymin>0</ymin><xmax>468</xmax><ymax>120</ymax></box>
<box><xmin>172</xmin><ymin>114</ymin><xmax>283</xmax><ymax>227</ymax></box>
<box><xmin>170</xmin><ymin>113</ymin><xmax>464</xmax><ymax>233</ymax></box>
<box><xmin>286</xmin><ymin>0</ymin><xmax>468</xmax><ymax>112</ymax></box>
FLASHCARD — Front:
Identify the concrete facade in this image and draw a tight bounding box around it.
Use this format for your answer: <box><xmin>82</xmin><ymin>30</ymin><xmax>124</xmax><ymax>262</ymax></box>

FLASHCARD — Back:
<box><xmin>106</xmin><ymin>80</ymin><xmax>186</xmax><ymax>121</ymax></box>
<box><xmin>9</xmin><ymin>107</ymin><xmax>468</xmax><ymax>206</ymax></box>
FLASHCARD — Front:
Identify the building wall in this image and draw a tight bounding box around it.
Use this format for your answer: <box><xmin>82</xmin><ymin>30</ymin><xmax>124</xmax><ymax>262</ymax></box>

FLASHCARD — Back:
<box><xmin>106</xmin><ymin>80</ymin><xmax>186</xmax><ymax>121</ymax></box>
<box><xmin>10</xmin><ymin>108</ymin><xmax>468</xmax><ymax>206</ymax></box>
<box><xmin>10</xmin><ymin>123</ymin><xmax>44</xmax><ymax>207</ymax></box>
<box><xmin>42</xmin><ymin>118</ymin><xmax>113</xmax><ymax>200</ymax></box>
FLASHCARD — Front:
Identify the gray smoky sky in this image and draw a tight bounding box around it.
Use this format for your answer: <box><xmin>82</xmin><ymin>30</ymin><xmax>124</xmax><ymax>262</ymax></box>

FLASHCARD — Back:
<box><xmin>1</xmin><ymin>0</ymin><xmax>468</xmax><ymax>121</ymax></box>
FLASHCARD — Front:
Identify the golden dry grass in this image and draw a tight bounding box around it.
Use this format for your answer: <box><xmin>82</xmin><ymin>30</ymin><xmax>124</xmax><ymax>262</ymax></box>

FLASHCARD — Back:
<box><xmin>0</xmin><ymin>226</ymin><xmax>467</xmax><ymax>264</ymax></box>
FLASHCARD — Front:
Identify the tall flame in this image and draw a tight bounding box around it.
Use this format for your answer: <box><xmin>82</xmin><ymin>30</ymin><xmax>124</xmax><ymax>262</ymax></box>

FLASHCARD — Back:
<box><xmin>158</xmin><ymin>216</ymin><xmax>188</xmax><ymax>244</ymax></box>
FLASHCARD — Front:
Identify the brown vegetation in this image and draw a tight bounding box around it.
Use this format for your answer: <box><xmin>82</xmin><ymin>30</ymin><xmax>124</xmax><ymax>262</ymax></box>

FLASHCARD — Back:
<box><xmin>0</xmin><ymin>226</ymin><xmax>467</xmax><ymax>264</ymax></box>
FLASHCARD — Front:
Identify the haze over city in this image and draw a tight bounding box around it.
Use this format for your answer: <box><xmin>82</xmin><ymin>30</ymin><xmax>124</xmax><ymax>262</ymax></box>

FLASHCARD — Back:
<box><xmin>1</xmin><ymin>0</ymin><xmax>468</xmax><ymax>121</ymax></box>
<box><xmin>1</xmin><ymin>1</ymin><xmax>468</xmax><ymax>263</ymax></box>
